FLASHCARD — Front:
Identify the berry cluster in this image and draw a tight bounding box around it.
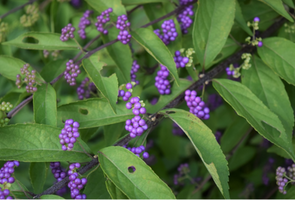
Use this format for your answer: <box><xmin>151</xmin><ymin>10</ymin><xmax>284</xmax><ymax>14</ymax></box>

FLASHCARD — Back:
<box><xmin>68</xmin><ymin>163</ymin><xmax>87</xmax><ymax>199</ymax></box>
<box><xmin>174</xmin><ymin>50</ymin><xmax>189</xmax><ymax>68</ymax></box>
<box><xmin>118</xmin><ymin>83</ymin><xmax>133</xmax><ymax>101</ymax></box>
<box><xmin>78</xmin><ymin>10</ymin><xmax>92</xmax><ymax>39</ymax></box>
<box><xmin>70</xmin><ymin>0</ymin><xmax>82</xmax><ymax>8</ymax></box>
<box><xmin>130</xmin><ymin>60</ymin><xmax>140</xmax><ymax>85</ymax></box>
<box><xmin>77</xmin><ymin>77</ymin><xmax>96</xmax><ymax>100</ymax></box>
<box><xmin>50</xmin><ymin>162</ymin><xmax>67</xmax><ymax>196</ymax></box>
<box><xmin>0</xmin><ymin>22</ymin><xmax>8</xmax><ymax>43</ymax></box>
<box><xmin>173</xmin><ymin>163</ymin><xmax>190</xmax><ymax>185</ymax></box>
<box><xmin>95</xmin><ymin>8</ymin><xmax>113</xmax><ymax>35</ymax></box>
<box><xmin>20</xmin><ymin>4</ymin><xmax>39</xmax><ymax>27</ymax></box>
<box><xmin>64</xmin><ymin>60</ymin><xmax>81</xmax><ymax>86</ymax></box>
<box><xmin>125</xmin><ymin>97</ymin><xmax>148</xmax><ymax>138</ymax></box>
<box><xmin>60</xmin><ymin>24</ymin><xmax>75</xmax><ymax>42</ymax></box>
<box><xmin>207</xmin><ymin>94</ymin><xmax>223</xmax><ymax>111</ymax></box>
<box><xmin>184</xmin><ymin>90</ymin><xmax>210</xmax><ymax>120</ymax></box>
<box><xmin>116</xmin><ymin>15</ymin><xmax>131</xmax><ymax>44</ymax></box>
<box><xmin>0</xmin><ymin>161</ymin><xmax>19</xmax><ymax>199</ymax></box>
<box><xmin>276</xmin><ymin>167</ymin><xmax>288</xmax><ymax>194</ymax></box>
<box><xmin>172</xmin><ymin>122</ymin><xmax>184</xmax><ymax>136</ymax></box>
<box><xmin>262</xmin><ymin>157</ymin><xmax>275</xmax><ymax>186</ymax></box>
<box><xmin>177</xmin><ymin>6</ymin><xmax>194</xmax><ymax>34</ymax></box>
<box><xmin>0</xmin><ymin>102</ymin><xmax>13</xmax><ymax>127</ymax></box>
<box><xmin>126</xmin><ymin>145</ymin><xmax>149</xmax><ymax>159</ymax></box>
<box><xmin>154</xmin><ymin>19</ymin><xmax>178</xmax><ymax>45</ymax></box>
<box><xmin>59</xmin><ymin>119</ymin><xmax>80</xmax><ymax>151</ymax></box>
<box><xmin>16</xmin><ymin>63</ymin><xmax>39</xmax><ymax>93</ymax></box>
<box><xmin>179</xmin><ymin>0</ymin><xmax>193</xmax><ymax>5</ymax></box>
<box><xmin>155</xmin><ymin>64</ymin><xmax>171</xmax><ymax>95</ymax></box>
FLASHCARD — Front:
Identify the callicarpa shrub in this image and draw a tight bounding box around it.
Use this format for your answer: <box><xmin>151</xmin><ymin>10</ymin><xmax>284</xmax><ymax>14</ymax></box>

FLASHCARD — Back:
<box><xmin>0</xmin><ymin>0</ymin><xmax>295</xmax><ymax>199</ymax></box>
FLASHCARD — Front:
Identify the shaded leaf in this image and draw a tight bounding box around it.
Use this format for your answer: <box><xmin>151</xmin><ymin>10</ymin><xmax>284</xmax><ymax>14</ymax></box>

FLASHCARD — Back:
<box><xmin>259</xmin><ymin>0</ymin><xmax>293</xmax><ymax>22</ymax></box>
<box><xmin>105</xmin><ymin>179</ymin><xmax>128</xmax><ymax>199</ymax></box>
<box><xmin>40</xmin><ymin>60</ymin><xmax>67</xmax><ymax>83</ymax></box>
<box><xmin>104</xmin><ymin>122</ymin><xmax>125</xmax><ymax>146</ymax></box>
<box><xmin>29</xmin><ymin>162</ymin><xmax>48</xmax><ymax>194</ymax></box>
<box><xmin>228</xmin><ymin>146</ymin><xmax>256</xmax><ymax>171</ymax></box>
<box><xmin>40</xmin><ymin>195</ymin><xmax>65</xmax><ymax>199</ymax></box>
<box><xmin>235</xmin><ymin>0</ymin><xmax>252</xmax><ymax>35</ymax></box>
<box><xmin>122</xmin><ymin>0</ymin><xmax>168</xmax><ymax>5</ymax></box>
<box><xmin>282</xmin><ymin>0</ymin><xmax>294</xmax><ymax>8</ymax></box>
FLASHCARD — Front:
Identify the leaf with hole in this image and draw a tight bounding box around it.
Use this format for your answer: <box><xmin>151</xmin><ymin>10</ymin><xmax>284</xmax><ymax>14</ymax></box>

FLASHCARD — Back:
<box><xmin>0</xmin><ymin>124</ymin><xmax>91</xmax><ymax>162</ymax></box>
<box><xmin>98</xmin><ymin>146</ymin><xmax>176</xmax><ymax>199</ymax></box>
<box><xmin>213</xmin><ymin>79</ymin><xmax>295</xmax><ymax>161</ymax></box>
<box><xmin>159</xmin><ymin>108</ymin><xmax>230</xmax><ymax>199</ymax></box>
<box><xmin>131</xmin><ymin>28</ymin><xmax>180</xmax><ymax>85</ymax></box>
<box><xmin>2</xmin><ymin>32</ymin><xmax>79</xmax><ymax>50</ymax></box>
<box><xmin>193</xmin><ymin>0</ymin><xmax>235</xmax><ymax>68</ymax></box>
<box><xmin>83</xmin><ymin>55</ymin><xmax>118</xmax><ymax>113</ymax></box>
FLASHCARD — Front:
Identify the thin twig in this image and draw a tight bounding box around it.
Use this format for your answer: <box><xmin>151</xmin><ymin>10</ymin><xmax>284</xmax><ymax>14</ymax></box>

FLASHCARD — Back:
<box><xmin>0</xmin><ymin>0</ymin><xmax>38</xmax><ymax>19</ymax></box>
<box><xmin>7</xmin><ymin>95</ymin><xmax>33</xmax><ymax>118</ymax></box>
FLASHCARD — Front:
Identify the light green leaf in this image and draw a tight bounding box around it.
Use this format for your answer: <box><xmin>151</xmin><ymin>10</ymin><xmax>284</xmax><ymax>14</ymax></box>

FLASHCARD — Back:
<box><xmin>85</xmin><ymin>0</ymin><xmax>126</xmax><ymax>22</ymax></box>
<box><xmin>33</xmin><ymin>84</ymin><xmax>57</xmax><ymax>126</ymax></box>
<box><xmin>258</xmin><ymin>37</ymin><xmax>295</xmax><ymax>86</ymax></box>
<box><xmin>0</xmin><ymin>124</ymin><xmax>91</xmax><ymax>162</ymax></box>
<box><xmin>101</xmin><ymin>28</ymin><xmax>132</xmax><ymax>84</ymax></box>
<box><xmin>2</xmin><ymin>32</ymin><xmax>79</xmax><ymax>50</ymax></box>
<box><xmin>122</xmin><ymin>0</ymin><xmax>168</xmax><ymax>5</ymax></box>
<box><xmin>242</xmin><ymin>55</ymin><xmax>294</xmax><ymax>142</ymax></box>
<box><xmin>57</xmin><ymin>98</ymin><xmax>133</xmax><ymax>129</ymax></box>
<box><xmin>193</xmin><ymin>0</ymin><xmax>235</xmax><ymax>68</ymax></box>
<box><xmin>105</xmin><ymin>179</ymin><xmax>128</xmax><ymax>199</ymax></box>
<box><xmin>159</xmin><ymin>108</ymin><xmax>230</xmax><ymax>199</ymax></box>
<box><xmin>131</xmin><ymin>28</ymin><xmax>179</xmax><ymax>85</ymax></box>
<box><xmin>83</xmin><ymin>167</ymin><xmax>111</xmax><ymax>199</ymax></box>
<box><xmin>213</xmin><ymin>79</ymin><xmax>295</xmax><ymax>161</ymax></box>
<box><xmin>40</xmin><ymin>195</ymin><xmax>65</xmax><ymax>199</ymax></box>
<box><xmin>83</xmin><ymin>56</ymin><xmax>118</xmax><ymax>113</ymax></box>
<box><xmin>145</xmin><ymin>79</ymin><xmax>191</xmax><ymax>113</ymax></box>
<box><xmin>29</xmin><ymin>162</ymin><xmax>48</xmax><ymax>194</ymax></box>
<box><xmin>98</xmin><ymin>146</ymin><xmax>176</xmax><ymax>199</ymax></box>
<box><xmin>267</xmin><ymin>140</ymin><xmax>295</xmax><ymax>159</ymax></box>
<box><xmin>259</xmin><ymin>0</ymin><xmax>293</xmax><ymax>22</ymax></box>
<box><xmin>235</xmin><ymin>0</ymin><xmax>252</xmax><ymax>35</ymax></box>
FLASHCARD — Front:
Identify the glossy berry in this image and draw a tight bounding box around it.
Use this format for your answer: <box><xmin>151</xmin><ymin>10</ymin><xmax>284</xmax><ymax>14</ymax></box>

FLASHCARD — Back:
<box><xmin>184</xmin><ymin>90</ymin><xmax>210</xmax><ymax>120</ymax></box>
<box><xmin>0</xmin><ymin>161</ymin><xmax>19</xmax><ymax>199</ymax></box>
<box><xmin>67</xmin><ymin>163</ymin><xmax>87</xmax><ymax>199</ymax></box>
<box><xmin>59</xmin><ymin>119</ymin><xmax>80</xmax><ymax>151</ymax></box>
<box><xmin>95</xmin><ymin>8</ymin><xmax>113</xmax><ymax>35</ymax></box>
<box><xmin>116</xmin><ymin>15</ymin><xmax>131</xmax><ymax>44</ymax></box>
<box><xmin>154</xmin><ymin>19</ymin><xmax>178</xmax><ymax>45</ymax></box>
<box><xmin>78</xmin><ymin>10</ymin><xmax>92</xmax><ymax>39</ymax></box>
<box><xmin>257</xmin><ymin>41</ymin><xmax>263</xmax><ymax>47</ymax></box>
<box><xmin>254</xmin><ymin>17</ymin><xmax>260</xmax><ymax>22</ymax></box>
<box><xmin>155</xmin><ymin>64</ymin><xmax>171</xmax><ymax>95</ymax></box>
<box><xmin>174</xmin><ymin>50</ymin><xmax>189</xmax><ymax>68</ymax></box>
<box><xmin>130</xmin><ymin>60</ymin><xmax>140</xmax><ymax>85</ymax></box>
<box><xmin>50</xmin><ymin>162</ymin><xmax>67</xmax><ymax>196</ymax></box>
<box><xmin>276</xmin><ymin>167</ymin><xmax>288</xmax><ymax>194</ymax></box>
<box><xmin>177</xmin><ymin>6</ymin><xmax>194</xmax><ymax>34</ymax></box>
<box><xmin>64</xmin><ymin>60</ymin><xmax>81</xmax><ymax>86</ymax></box>
<box><xmin>60</xmin><ymin>24</ymin><xmax>75</xmax><ymax>41</ymax></box>
<box><xmin>77</xmin><ymin>77</ymin><xmax>96</xmax><ymax>100</ymax></box>
<box><xmin>125</xmin><ymin>145</ymin><xmax>149</xmax><ymax>159</ymax></box>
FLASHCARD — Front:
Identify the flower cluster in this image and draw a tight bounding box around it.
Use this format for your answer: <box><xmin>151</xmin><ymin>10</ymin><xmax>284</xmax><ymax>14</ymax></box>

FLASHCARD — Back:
<box><xmin>125</xmin><ymin>145</ymin><xmax>149</xmax><ymax>159</ymax></box>
<box><xmin>77</xmin><ymin>77</ymin><xmax>96</xmax><ymax>100</ymax></box>
<box><xmin>284</xmin><ymin>23</ymin><xmax>295</xmax><ymax>33</ymax></box>
<box><xmin>0</xmin><ymin>102</ymin><xmax>13</xmax><ymax>127</ymax></box>
<box><xmin>20</xmin><ymin>4</ymin><xmax>39</xmax><ymax>27</ymax></box>
<box><xmin>246</xmin><ymin>17</ymin><xmax>262</xmax><ymax>47</ymax></box>
<box><xmin>0</xmin><ymin>22</ymin><xmax>8</xmax><ymax>43</ymax></box>
<box><xmin>68</xmin><ymin>163</ymin><xmax>87</xmax><ymax>199</ymax></box>
<box><xmin>95</xmin><ymin>8</ymin><xmax>113</xmax><ymax>35</ymax></box>
<box><xmin>43</xmin><ymin>50</ymin><xmax>60</xmax><ymax>60</ymax></box>
<box><xmin>50</xmin><ymin>162</ymin><xmax>67</xmax><ymax>196</ymax></box>
<box><xmin>59</xmin><ymin>119</ymin><xmax>80</xmax><ymax>151</ymax></box>
<box><xmin>118</xmin><ymin>83</ymin><xmax>133</xmax><ymax>101</ymax></box>
<box><xmin>184</xmin><ymin>90</ymin><xmax>210</xmax><ymax>120</ymax></box>
<box><xmin>116</xmin><ymin>15</ymin><xmax>131</xmax><ymax>44</ymax></box>
<box><xmin>16</xmin><ymin>63</ymin><xmax>39</xmax><ymax>93</ymax></box>
<box><xmin>130</xmin><ymin>60</ymin><xmax>140</xmax><ymax>85</ymax></box>
<box><xmin>177</xmin><ymin>5</ymin><xmax>194</xmax><ymax>34</ymax></box>
<box><xmin>64</xmin><ymin>59</ymin><xmax>81</xmax><ymax>86</ymax></box>
<box><xmin>60</xmin><ymin>24</ymin><xmax>75</xmax><ymax>42</ymax></box>
<box><xmin>276</xmin><ymin>167</ymin><xmax>288</xmax><ymax>194</ymax></box>
<box><xmin>154</xmin><ymin>19</ymin><xmax>178</xmax><ymax>45</ymax></box>
<box><xmin>155</xmin><ymin>64</ymin><xmax>171</xmax><ymax>95</ymax></box>
<box><xmin>78</xmin><ymin>10</ymin><xmax>92</xmax><ymax>39</ymax></box>
<box><xmin>0</xmin><ymin>161</ymin><xmax>20</xmax><ymax>199</ymax></box>
<box><xmin>174</xmin><ymin>50</ymin><xmax>189</xmax><ymax>68</ymax></box>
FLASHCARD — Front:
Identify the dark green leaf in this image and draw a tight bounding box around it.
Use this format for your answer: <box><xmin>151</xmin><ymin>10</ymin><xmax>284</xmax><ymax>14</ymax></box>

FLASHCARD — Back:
<box><xmin>105</xmin><ymin>179</ymin><xmax>128</xmax><ymax>199</ymax></box>
<box><xmin>193</xmin><ymin>0</ymin><xmax>235</xmax><ymax>68</ymax></box>
<box><xmin>235</xmin><ymin>0</ymin><xmax>252</xmax><ymax>35</ymax></box>
<box><xmin>242</xmin><ymin>56</ymin><xmax>294</xmax><ymax>142</ymax></box>
<box><xmin>228</xmin><ymin>146</ymin><xmax>256</xmax><ymax>171</ymax></box>
<box><xmin>40</xmin><ymin>60</ymin><xmax>67</xmax><ymax>83</ymax></box>
<box><xmin>159</xmin><ymin>108</ymin><xmax>230</xmax><ymax>199</ymax></box>
<box><xmin>267</xmin><ymin>140</ymin><xmax>295</xmax><ymax>159</ymax></box>
<box><xmin>57</xmin><ymin>98</ymin><xmax>133</xmax><ymax>129</ymax></box>
<box><xmin>98</xmin><ymin>146</ymin><xmax>176</xmax><ymax>199</ymax></box>
<box><xmin>213</xmin><ymin>79</ymin><xmax>295</xmax><ymax>161</ymax></box>
<box><xmin>258</xmin><ymin>37</ymin><xmax>295</xmax><ymax>86</ymax></box>
<box><xmin>259</xmin><ymin>0</ymin><xmax>293</xmax><ymax>22</ymax></box>
<box><xmin>104</xmin><ymin>122</ymin><xmax>125</xmax><ymax>146</ymax></box>
<box><xmin>10</xmin><ymin>179</ymin><xmax>31</xmax><ymax>199</ymax></box>
<box><xmin>0</xmin><ymin>56</ymin><xmax>25</xmax><ymax>81</ymax></box>
<box><xmin>0</xmin><ymin>124</ymin><xmax>91</xmax><ymax>162</ymax></box>
<box><xmin>33</xmin><ymin>84</ymin><xmax>57</xmax><ymax>126</ymax></box>
<box><xmin>2</xmin><ymin>32</ymin><xmax>79</xmax><ymax>50</ymax></box>
<box><xmin>83</xmin><ymin>55</ymin><xmax>118</xmax><ymax>113</ymax></box>
<box><xmin>122</xmin><ymin>0</ymin><xmax>168</xmax><ymax>5</ymax></box>
<box><xmin>29</xmin><ymin>162</ymin><xmax>48</xmax><ymax>194</ymax></box>
<box><xmin>282</xmin><ymin>0</ymin><xmax>294</xmax><ymax>8</ymax></box>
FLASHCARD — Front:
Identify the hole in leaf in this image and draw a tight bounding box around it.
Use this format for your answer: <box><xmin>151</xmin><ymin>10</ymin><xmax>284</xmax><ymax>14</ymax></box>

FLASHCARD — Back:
<box><xmin>166</xmin><ymin>111</ymin><xmax>175</xmax><ymax>114</ymax></box>
<box><xmin>22</xmin><ymin>36</ymin><xmax>39</xmax><ymax>44</ymax></box>
<box><xmin>79</xmin><ymin>108</ymin><xmax>88</xmax><ymax>115</ymax></box>
<box><xmin>128</xmin><ymin>166</ymin><xmax>136</xmax><ymax>173</ymax></box>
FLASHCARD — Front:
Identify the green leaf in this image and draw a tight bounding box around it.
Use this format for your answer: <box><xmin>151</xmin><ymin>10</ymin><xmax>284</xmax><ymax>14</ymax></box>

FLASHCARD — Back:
<box><xmin>85</xmin><ymin>0</ymin><xmax>126</xmax><ymax>22</ymax></box>
<box><xmin>259</xmin><ymin>0</ymin><xmax>293</xmax><ymax>22</ymax></box>
<box><xmin>193</xmin><ymin>0</ymin><xmax>235</xmax><ymax>68</ymax></box>
<box><xmin>122</xmin><ymin>0</ymin><xmax>168</xmax><ymax>5</ymax></box>
<box><xmin>242</xmin><ymin>55</ymin><xmax>294</xmax><ymax>142</ymax></box>
<box><xmin>29</xmin><ymin>162</ymin><xmax>48</xmax><ymax>194</ymax></box>
<box><xmin>267</xmin><ymin>140</ymin><xmax>295</xmax><ymax>159</ymax></box>
<box><xmin>235</xmin><ymin>0</ymin><xmax>252</xmax><ymax>35</ymax></box>
<box><xmin>10</xmin><ymin>179</ymin><xmax>31</xmax><ymax>199</ymax></box>
<box><xmin>101</xmin><ymin>28</ymin><xmax>132</xmax><ymax>84</ymax></box>
<box><xmin>105</xmin><ymin>179</ymin><xmax>128</xmax><ymax>199</ymax></box>
<box><xmin>57</xmin><ymin>98</ymin><xmax>133</xmax><ymax>129</ymax></box>
<box><xmin>282</xmin><ymin>0</ymin><xmax>294</xmax><ymax>8</ymax></box>
<box><xmin>131</xmin><ymin>28</ymin><xmax>179</xmax><ymax>85</ymax></box>
<box><xmin>40</xmin><ymin>60</ymin><xmax>67</xmax><ymax>83</ymax></box>
<box><xmin>83</xmin><ymin>56</ymin><xmax>118</xmax><ymax>113</ymax></box>
<box><xmin>2</xmin><ymin>32</ymin><xmax>79</xmax><ymax>50</ymax></box>
<box><xmin>0</xmin><ymin>56</ymin><xmax>26</xmax><ymax>81</ymax></box>
<box><xmin>159</xmin><ymin>108</ymin><xmax>230</xmax><ymax>199</ymax></box>
<box><xmin>228</xmin><ymin>146</ymin><xmax>256</xmax><ymax>171</ymax></box>
<box><xmin>0</xmin><ymin>124</ymin><xmax>91</xmax><ymax>162</ymax></box>
<box><xmin>258</xmin><ymin>37</ymin><xmax>295</xmax><ymax>86</ymax></box>
<box><xmin>83</xmin><ymin>167</ymin><xmax>111</xmax><ymax>199</ymax></box>
<box><xmin>98</xmin><ymin>146</ymin><xmax>176</xmax><ymax>199</ymax></box>
<box><xmin>33</xmin><ymin>84</ymin><xmax>57</xmax><ymax>126</ymax></box>
<box><xmin>212</xmin><ymin>79</ymin><xmax>295</xmax><ymax>161</ymax></box>
<box><xmin>104</xmin><ymin>122</ymin><xmax>125</xmax><ymax>146</ymax></box>
<box><xmin>145</xmin><ymin>79</ymin><xmax>192</xmax><ymax>113</ymax></box>
<box><xmin>40</xmin><ymin>195</ymin><xmax>65</xmax><ymax>199</ymax></box>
